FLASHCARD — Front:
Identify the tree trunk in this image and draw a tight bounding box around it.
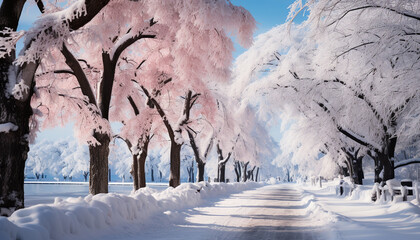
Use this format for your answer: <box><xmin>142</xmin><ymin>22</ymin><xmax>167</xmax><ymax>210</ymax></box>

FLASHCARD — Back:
<box><xmin>383</xmin><ymin>137</ymin><xmax>396</xmax><ymax>181</ymax></box>
<box><xmin>197</xmin><ymin>162</ymin><xmax>205</xmax><ymax>182</ymax></box>
<box><xmin>255</xmin><ymin>167</ymin><xmax>260</xmax><ymax>182</ymax></box>
<box><xmin>169</xmin><ymin>142</ymin><xmax>182</xmax><ymax>187</ymax></box>
<box><xmin>151</xmin><ymin>167</ymin><xmax>154</xmax><ymax>182</ymax></box>
<box><xmin>131</xmin><ymin>154</ymin><xmax>139</xmax><ymax>190</ymax></box>
<box><xmin>0</xmin><ymin>97</ymin><xmax>31</xmax><ymax>216</ymax></box>
<box><xmin>234</xmin><ymin>161</ymin><xmax>241</xmax><ymax>182</ymax></box>
<box><xmin>379</xmin><ymin>151</ymin><xmax>394</xmax><ymax>182</ymax></box>
<box><xmin>0</xmin><ymin>0</ymin><xmax>31</xmax><ymax>217</ymax></box>
<box><xmin>241</xmin><ymin>162</ymin><xmax>249</xmax><ymax>182</ymax></box>
<box><xmin>353</xmin><ymin>156</ymin><xmax>364</xmax><ymax>185</ymax></box>
<box><xmin>219</xmin><ymin>163</ymin><xmax>226</xmax><ymax>183</ymax></box>
<box><xmin>137</xmin><ymin>135</ymin><xmax>150</xmax><ymax>188</ymax></box>
<box><xmin>88</xmin><ymin>131</ymin><xmax>110</xmax><ymax>195</ymax></box>
<box><xmin>138</xmin><ymin>151</ymin><xmax>146</xmax><ymax>188</ymax></box>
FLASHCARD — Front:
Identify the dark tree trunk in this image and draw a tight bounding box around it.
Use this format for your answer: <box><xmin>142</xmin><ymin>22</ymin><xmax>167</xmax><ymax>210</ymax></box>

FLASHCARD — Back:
<box><xmin>248</xmin><ymin>166</ymin><xmax>256</xmax><ymax>181</ymax></box>
<box><xmin>0</xmin><ymin>0</ymin><xmax>32</xmax><ymax>217</ymax></box>
<box><xmin>353</xmin><ymin>156</ymin><xmax>364</xmax><ymax>185</ymax></box>
<box><xmin>131</xmin><ymin>154</ymin><xmax>139</xmax><ymax>190</ymax></box>
<box><xmin>343</xmin><ymin>148</ymin><xmax>365</xmax><ymax>185</ymax></box>
<box><xmin>169</xmin><ymin>142</ymin><xmax>182</xmax><ymax>187</ymax></box>
<box><xmin>368</xmin><ymin>136</ymin><xmax>396</xmax><ymax>183</ymax></box>
<box><xmin>219</xmin><ymin>163</ymin><xmax>226</xmax><ymax>183</ymax></box>
<box><xmin>88</xmin><ymin>131</ymin><xmax>110</xmax><ymax>195</ymax></box>
<box><xmin>234</xmin><ymin>161</ymin><xmax>241</xmax><ymax>182</ymax></box>
<box><xmin>241</xmin><ymin>162</ymin><xmax>249</xmax><ymax>182</ymax></box>
<box><xmin>137</xmin><ymin>136</ymin><xmax>150</xmax><ymax>188</ymax></box>
<box><xmin>138</xmin><ymin>152</ymin><xmax>146</xmax><ymax>188</ymax></box>
<box><xmin>383</xmin><ymin>136</ymin><xmax>396</xmax><ymax>181</ymax></box>
<box><xmin>379</xmin><ymin>151</ymin><xmax>394</xmax><ymax>182</ymax></box>
<box><xmin>197</xmin><ymin>162</ymin><xmax>205</xmax><ymax>182</ymax></box>
<box><xmin>216</xmin><ymin>144</ymin><xmax>231</xmax><ymax>183</ymax></box>
<box><xmin>255</xmin><ymin>167</ymin><xmax>260</xmax><ymax>182</ymax></box>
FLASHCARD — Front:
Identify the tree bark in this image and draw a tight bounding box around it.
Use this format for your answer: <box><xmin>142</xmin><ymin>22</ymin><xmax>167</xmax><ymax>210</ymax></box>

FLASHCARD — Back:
<box><xmin>216</xmin><ymin>144</ymin><xmax>231</xmax><ymax>183</ymax></box>
<box><xmin>197</xmin><ymin>162</ymin><xmax>205</xmax><ymax>182</ymax></box>
<box><xmin>0</xmin><ymin>97</ymin><xmax>31</xmax><ymax>216</ymax></box>
<box><xmin>131</xmin><ymin>154</ymin><xmax>139</xmax><ymax>190</ymax></box>
<box><xmin>343</xmin><ymin>148</ymin><xmax>365</xmax><ymax>185</ymax></box>
<box><xmin>0</xmin><ymin>0</ymin><xmax>29</xmax><ymax>217</ymax></box>
<box><xmin>241</xmin><ymin>162</ymin><xmax>249</xmax><ymax>182</ymax></box>
<box><xmin>218</xmin><ymin>164</ymin><xmax>226</xmax><ymax>183</ymax></box>
<box><xmin>88</xmin><ymin>131</ymin><xmax>110</xmax><ymax>195</ymax></box>
<box><xmin>138</xmin><ymin>152</ymin><xmax>146</xmax><ymax>188</ymax></box>
<box><xmin>234</xmin><ymin>161</ymin><xmax>241</xmax><ymax>182</ymax></box>
<box><xmin>353</xmin><ymin>156</ymin><xmax>364</xmax><ymax>185</ymax></box>
<box><xmin>255</xmin><ymin>167</ymin><xmax>260</xmax><ymax>182</ymax></box>
<box><xmin>169</xmin><ymin>142</ymin><xmax>182</xmax><ymax>187</ymax></box>
<box><xmin>137</xmin><ymin>137</ymin><xmax>149</xmax><ymax>188</ymax></box>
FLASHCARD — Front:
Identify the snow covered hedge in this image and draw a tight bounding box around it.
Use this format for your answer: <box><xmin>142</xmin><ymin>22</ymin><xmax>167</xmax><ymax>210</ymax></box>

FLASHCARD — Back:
<box><xmin>0</xmin><ymin>182</ymin><xmax>262</xmax><ymax>240</ymax></box>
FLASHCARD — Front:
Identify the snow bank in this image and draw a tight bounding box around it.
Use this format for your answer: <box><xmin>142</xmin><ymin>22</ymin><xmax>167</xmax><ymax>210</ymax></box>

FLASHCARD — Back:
<box><xmin>298</xmin><ymin>177</ymin><xmax>420</xmax><ymax>240</ymax></box>
<box><xmin>299</xmin><ymin>190</ymin><xmax>339</xmax><ymax>225</ymax></box>
<box><xmin>0</xmin><ymin>182</ymin><xmax>261</xmax><ymax>240</ymax></box>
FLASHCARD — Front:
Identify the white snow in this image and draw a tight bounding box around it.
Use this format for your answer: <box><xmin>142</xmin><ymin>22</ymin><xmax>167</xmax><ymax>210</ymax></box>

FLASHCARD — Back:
<box><xmin>2</xmin><ymin>176</ymin><xmax>420</xmax><ymax>240</ymax></box>
<box><xmin>12</xmin><ymin>80</ymin><xmax>30</xmax><ymax>100</ymax></box>
<box><xmin>300</xmin><ymin>176</ymin><xmax>420</xmax><ymax>240</ymax></box>
<box><xmin>0</xmin><ymin>122</ymin><xmax>18</xmax><ymax>133</ymax></box>
<box><xmin>0</xmin><ymin>182</ymin><xmax>261</xmax><ymax>240</ymax></box>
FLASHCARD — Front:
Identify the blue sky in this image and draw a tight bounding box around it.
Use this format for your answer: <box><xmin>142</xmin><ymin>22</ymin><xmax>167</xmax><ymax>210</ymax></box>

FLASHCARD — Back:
<box><xmin>14</xmin><ymin>0</ymin><xmax>301</xmax><ymax>142</ymax></box>
<box><xmin>232</xmin><ymin>0</ymin><xmax>300</xmax><ymax>56</ymax></box>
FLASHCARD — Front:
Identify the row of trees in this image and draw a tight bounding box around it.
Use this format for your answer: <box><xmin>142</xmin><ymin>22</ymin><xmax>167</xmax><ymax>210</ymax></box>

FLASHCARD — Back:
<box><xmin>25</xmin><ymin>136</ymin><xmax>266</xmax><ymax>184</ymax></box>
<box><xmin>0</xmin><ymin>0</ymin><xmax>278</xmax><ymax>216</ymax></box>
<box><xmin>233</xmin><ymin>0</ymin><xmax>420</xmax><ymax>184</ymax></box>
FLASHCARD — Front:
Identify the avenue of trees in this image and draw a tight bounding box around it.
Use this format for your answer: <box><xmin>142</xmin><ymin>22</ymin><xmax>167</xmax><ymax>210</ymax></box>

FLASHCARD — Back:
<box><xmin>0</xmin><ymin>0</ymin><xmax>279</xmax><ymax>216</ymax></box>
<box><xmin>232</xmin><ymin>0</ymin><xmax>420</xmax><ymax>185</ymax></box>
<box><xmin>2</xmin><ymin>0</ymin><xmax>418</xmax><ymax>217</ymax></box>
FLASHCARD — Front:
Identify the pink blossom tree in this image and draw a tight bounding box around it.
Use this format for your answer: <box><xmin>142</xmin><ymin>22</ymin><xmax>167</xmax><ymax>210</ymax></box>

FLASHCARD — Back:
<box><xmin>0</xmin><ymin>0</ymin><xmax>110</xmax><ymax>216</ymax></box>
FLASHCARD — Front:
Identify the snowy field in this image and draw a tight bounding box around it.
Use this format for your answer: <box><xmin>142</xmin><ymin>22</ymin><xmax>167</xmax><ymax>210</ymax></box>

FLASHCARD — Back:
<box><xmin>2</xmin><ymin>179</ymin><xmax>420</xmax><ymax>240</ymax></box>
<box><xmin>24</xmin><ymin>182</ymin><xmax>168</xmax><ymax>207</ymax></box>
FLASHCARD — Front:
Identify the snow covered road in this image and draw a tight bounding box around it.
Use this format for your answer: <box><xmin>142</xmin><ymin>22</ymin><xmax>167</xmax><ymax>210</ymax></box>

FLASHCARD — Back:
<box><xmin>97</xmin><ymin>184</ymin><xmax>326</xmax><ymax>240</ymax></box>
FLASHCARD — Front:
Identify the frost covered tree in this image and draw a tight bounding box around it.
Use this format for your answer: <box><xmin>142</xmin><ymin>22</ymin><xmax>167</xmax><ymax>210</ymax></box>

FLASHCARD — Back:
<box><xmin>232</xmin><ymin>0</ymin><xmax>420</xmax><ymax>183</ymax></box>
<box><xmin>17</xmin><ymin>0</ymin><xmax>255</xmax><ymax>194</ymax></box>
<box><xmin>0</xmin><ymin>0</ymin><xmax>109</xmax><ymax>215</ymax></box>
<box><xmin>0</xmin><ymin>0</ymin><xmax>255</xmax><ymax>214</ymax></box>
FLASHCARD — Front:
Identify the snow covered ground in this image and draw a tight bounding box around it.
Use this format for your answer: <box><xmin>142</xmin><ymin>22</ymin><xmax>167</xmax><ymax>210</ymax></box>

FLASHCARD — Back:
<box><xmin>24</xmin><ymin>182</ymin><xmax>168</xmax><ymax>206</ymax></box>
<box><xmin>301</xmin><ymin>178</ymin><xmax>420</xmax><ymax>240</ymax></box>
<box><xmin>2</xmin><ymin>178</ymin><xmax>420</xmax><ymax>240</ymax></box>
<box><xmin>0</xmin><ymin>182</ymin><xmax>263</xmax><ymax>240</ymax></box>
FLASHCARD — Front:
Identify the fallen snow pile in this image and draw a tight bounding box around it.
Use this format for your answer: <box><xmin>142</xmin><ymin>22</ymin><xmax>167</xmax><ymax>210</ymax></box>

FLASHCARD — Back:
<box><xmin>298</xmin><ymin>177</ymin><xmax>420</xmax><ymax>240</ymax></box>
<box><xmin>0</xmin><ymin>182</ymin><xmax>262</xmax><ymax>240</ymax></box>
<box><xmin>299</xmin><ymin>190</ymin><xmax>339</xmax><ymax>224</ymax></box>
